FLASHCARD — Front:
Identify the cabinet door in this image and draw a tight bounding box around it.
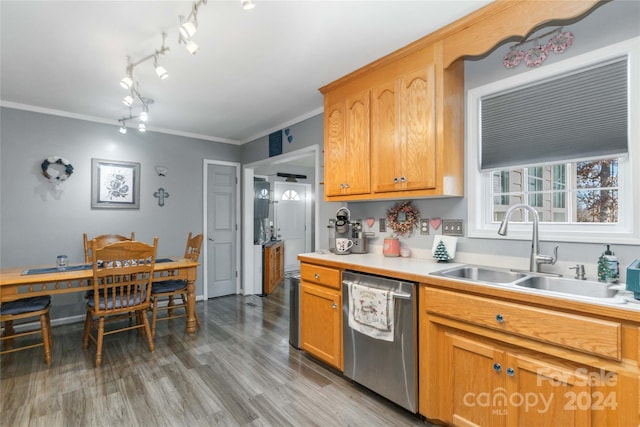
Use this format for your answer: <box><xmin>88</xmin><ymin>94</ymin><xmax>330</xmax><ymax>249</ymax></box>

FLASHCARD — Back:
<box><xmin>372</xmin><ymin>66</ymin><xmax>436</xmax><ymax>194</ymax></box>
<box><xmin>445</xmin><ymin>333</ymin><xmax>506</xmax><ymax>427</ymax></box>
<box><xmin>371</xmin><ymin>79</ymin><xmax>401</xmax><ymax>193</ymax></box>
<box><xmin>324</xmin><ymin>102</ymin><xmax>346</xmax><ymax>197</ymax></box>
<box><xmin>324</xmin><ymin>92</ymin><xmax>370</xmax><ymax>197</ymax></box>
<box><xmin>400</xmin><ymin>65</ymin><xmax>436</xmax><ymax>191</ymax></box>
<box><xmin>300</xmin><ymin>282</ymin><xmax>342</xmax><ymax>370</ymax></box>
<box><xmin>505</xmin><ymin>354</ymin><xmax>591</xmax><ymax>427</ymax></box>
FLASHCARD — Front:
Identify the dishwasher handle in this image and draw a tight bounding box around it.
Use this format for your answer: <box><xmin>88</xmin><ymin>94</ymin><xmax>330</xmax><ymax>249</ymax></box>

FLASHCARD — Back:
<box><xmin>343</xmin><ymin>280</ymin><xmax>412</xmax><ymax>300</ymax></box>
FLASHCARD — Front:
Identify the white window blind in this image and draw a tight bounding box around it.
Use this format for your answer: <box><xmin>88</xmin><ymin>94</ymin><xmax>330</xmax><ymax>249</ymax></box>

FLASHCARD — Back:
<box><xmin>480</xmin><ymin>57</ymin><xmax>628</xmax><ymax>170</ymax></box>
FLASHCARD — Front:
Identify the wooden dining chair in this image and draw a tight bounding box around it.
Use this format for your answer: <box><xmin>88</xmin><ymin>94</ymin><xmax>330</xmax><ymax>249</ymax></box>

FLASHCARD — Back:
<box><xmin>1</xmin><ymin>296</ymin><xmax>53</xmax><ymax>365</ymax></box>
<box><xmin>83</xmin><ymin>237</ymin><xmax>157</xmax><ymax>367</ymax></box>
<box><xmin>150</xmin><ymin>232</ymin><xmax>203</xmax><ymax>337</ymax></box>
<box><xmin>83</xmin><ymin>232</ymin><xmax>135</xmax><ymax>263</ymax></box>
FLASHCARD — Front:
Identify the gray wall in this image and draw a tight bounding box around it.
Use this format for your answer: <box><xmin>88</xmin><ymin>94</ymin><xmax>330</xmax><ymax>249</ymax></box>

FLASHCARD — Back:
<box><xmin>0</xmin><ymin>107</ymin><xmax>240</xmax><ymax>320</ymax></box>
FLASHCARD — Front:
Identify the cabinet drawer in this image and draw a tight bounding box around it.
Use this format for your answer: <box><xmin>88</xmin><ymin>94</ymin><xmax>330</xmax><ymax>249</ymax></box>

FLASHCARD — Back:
<box><xmin>424</xmin><ymin>287</ymin><xmax>621</xmax><ymax>360</ymax></box>
<box><xmin>300</xmin><ymin>263</ymin><xmax>341</xmax><ymax>289</ymax></box>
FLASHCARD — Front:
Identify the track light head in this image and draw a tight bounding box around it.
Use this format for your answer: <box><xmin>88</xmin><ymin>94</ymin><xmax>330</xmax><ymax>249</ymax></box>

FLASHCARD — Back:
<box><xmin>186</xmin><ymin>39</ymin><xmax>198</xmax><ymax>55</ymax></box>
<box><xmin>122</xmin><ymin>94</ymin><xmax>134</xmax><ymax>107</ymax></box>
<box><xmin>180</xmin><ymin>18</ymin><xmax>198</xmax><ymax>39</ymax></box>
<box><xmin>139</xmin><ymin>111</ymin><xmax>148</xmax><ymax>122</ymax></box>
<box><xmin>154</xmin><ymin>56</ymin><xmax>169</xmax><ymax>80</ymax></box>
<box><xmin>120</xmin><ymin>75</ymin><xmax>133</xmax><ymax>90</ymax></box>
<box><xmin>138</xmin><ymin>122</ymin><xmax>147</xmax><ymax>132</ymax></box>
<box><xmin>241</xmin><ymin>0</ymin><xmax>255</xmax><ymax>10</ymax></box>
<box><xmin>119</xmin><ymin>123</ymin><xmax>127</xmax><ymax>134</ymax></box>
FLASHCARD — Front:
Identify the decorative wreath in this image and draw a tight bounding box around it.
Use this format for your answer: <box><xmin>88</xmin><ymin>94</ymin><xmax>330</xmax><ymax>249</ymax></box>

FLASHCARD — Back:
<box><xmin>386</xmin><ymin>200</ymin><xmax>420</xmax><ymax>237</ymax></box>
<box><xmin>41</xmin><ymin>156</ymin><xmax>74</xmax><ymax>182</ymax></box>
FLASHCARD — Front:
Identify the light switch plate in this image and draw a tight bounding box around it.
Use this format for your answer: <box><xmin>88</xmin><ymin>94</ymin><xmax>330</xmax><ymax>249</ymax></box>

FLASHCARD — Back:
<box><xmin>379</xmin><ymin>218</ymin><xmax>386</xmax><ymax>232</ymax></box>
<box><xmin>420</xmin><ymin>219</ymin><xmax>430</xmax><ymax>235</ymax></box>
<box><xmin>442</xmin><ymin>219</ymin><xmax>464</xmax><ymax>236</ymax></box>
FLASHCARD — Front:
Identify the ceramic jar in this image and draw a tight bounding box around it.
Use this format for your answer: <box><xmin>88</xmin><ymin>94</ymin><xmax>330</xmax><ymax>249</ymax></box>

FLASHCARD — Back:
<box><xmin>383</xmin><ymin>237</ymin><xmax>400</xmax><ymax>257</ymax></box>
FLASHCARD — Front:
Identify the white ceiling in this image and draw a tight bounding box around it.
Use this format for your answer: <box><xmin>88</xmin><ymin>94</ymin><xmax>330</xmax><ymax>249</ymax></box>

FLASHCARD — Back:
<box><xmin>0</xmin><ymin>0</ymin><xmax>490</xmax><ymax>144</ymax></box>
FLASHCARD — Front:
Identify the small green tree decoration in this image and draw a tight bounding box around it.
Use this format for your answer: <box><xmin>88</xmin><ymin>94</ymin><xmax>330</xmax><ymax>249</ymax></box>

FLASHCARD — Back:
<box><xmin>434</xmin><ymin>240</ymin><xmax>450</xmax><ymax>263</ymax></box>
<box><xmin>597</xmin><ymin>255</ymin><xmax>613</xmax><ymax>282</ymax></box>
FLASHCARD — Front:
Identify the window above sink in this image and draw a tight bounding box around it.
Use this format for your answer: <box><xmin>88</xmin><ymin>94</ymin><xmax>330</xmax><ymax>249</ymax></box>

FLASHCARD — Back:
<box><xmin>467</xmin><ymin>37</ymin><xmax>640</xmax><ymax>244</ymax></box>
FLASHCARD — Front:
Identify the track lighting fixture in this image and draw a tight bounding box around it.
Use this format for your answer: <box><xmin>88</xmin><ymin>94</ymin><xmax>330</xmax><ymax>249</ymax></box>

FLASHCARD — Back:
<box><xmin>241</xmin><ymin>0</ymin><xmax>255</xmax><ymax>10</ymax></box>
<box><xmin>115</xmin><ymin>33</ymin><xmax>169</xmax><ymax>132</ymax></box>
<box><xmin>117</xmin><ymin>98</ymin><xmax>153</xmax><ymax>135</ymax></box>
<box><xmin>178</xmin><ymin>0</ymin><xmax>207</xmax><ymax>54</ymax></box>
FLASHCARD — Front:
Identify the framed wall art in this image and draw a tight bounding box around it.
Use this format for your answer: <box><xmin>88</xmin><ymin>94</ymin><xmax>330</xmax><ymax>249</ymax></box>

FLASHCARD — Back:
<box><xmin>91</xmin><ymin>158</ymin><xmax>140</xmax><ymax>209</ymax></box>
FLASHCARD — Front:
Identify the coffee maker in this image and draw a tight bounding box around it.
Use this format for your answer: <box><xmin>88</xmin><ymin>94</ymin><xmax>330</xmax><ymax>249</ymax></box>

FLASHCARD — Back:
<box><xmin>350</xmin><ymin>219</ymin><xmax>369</xmax><ymax>254</ymax></box>
<box><xmin>329</xmin><ymin>207</ymin><xmax>352</xmax><ymax>253</ymax></box>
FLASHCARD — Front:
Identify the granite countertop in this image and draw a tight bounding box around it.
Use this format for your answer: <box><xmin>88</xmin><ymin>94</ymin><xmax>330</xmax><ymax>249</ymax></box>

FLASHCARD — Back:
<box><xmin>298</xmin><ymin>251</ymin><xmax>640</xmax><ymax>318</ymax></box>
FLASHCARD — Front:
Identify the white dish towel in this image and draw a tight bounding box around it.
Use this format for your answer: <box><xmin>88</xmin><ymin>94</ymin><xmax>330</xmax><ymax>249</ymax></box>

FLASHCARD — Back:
<box><xmin>348</xmin><ymin>281</ymin><xmax>394</xmax><ymax>342</ymax></box>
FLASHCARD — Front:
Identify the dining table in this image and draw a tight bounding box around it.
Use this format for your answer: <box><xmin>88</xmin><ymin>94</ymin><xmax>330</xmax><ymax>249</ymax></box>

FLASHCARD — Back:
<box><xmin>0</xmin><ymin>257</ymin><xmax>200</xmax><ymax>335</ymax></box>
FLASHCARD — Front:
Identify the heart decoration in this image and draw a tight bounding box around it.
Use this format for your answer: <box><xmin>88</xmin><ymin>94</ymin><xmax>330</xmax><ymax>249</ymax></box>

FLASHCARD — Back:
<box><xmin>366</xmin><ymin>217</ymin><xmax>375</xmax><ymax>228</ymax></box>
<box><xmin>429</xmin><ymin>217</ymin><xmax>442</xmax><ymax>230</ymax></box>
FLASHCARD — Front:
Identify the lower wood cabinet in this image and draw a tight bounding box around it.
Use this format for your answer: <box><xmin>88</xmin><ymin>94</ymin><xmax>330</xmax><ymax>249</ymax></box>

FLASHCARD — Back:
<box><xmin>263</xmin><ymin>241</ymin><xmax>284</xmax><ymax>295</ymax></box>
<box><xmin>299</xmin><ymin>262</ymin><xmax>343</xmax><ymax>371</ymax></box>
<box><xmin>420</xmin><ymin>284</ymin><xmax>639</xmax><ymax>426</ymax></box>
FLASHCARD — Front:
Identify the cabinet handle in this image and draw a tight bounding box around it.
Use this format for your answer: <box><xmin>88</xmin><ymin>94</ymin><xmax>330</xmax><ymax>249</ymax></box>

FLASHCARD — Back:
<box><xmin>400</xmin><ymin>176</ymin><xmax>406</xmax><ymax>183</ymax></box>
<box><xmin>339</xmin><ymin>183</ymin><xmax>345</xmax><ymax>189</ymax></box>
<box><xmin>314</xmin><ymin>273</ymin><xmax>320</xmax><ymax>279</ymax></box>
<box><xmin>493</xmin><ymin>363</ymin><xmax>501</xmax><ymax>373</ymax></box>
<box><xmin>507</xmin><ymin>368</ymin><xmax>515</xmax><ymax>377</ymax></box>
<box><xmin>496</xmin><ymin>314</ymin><xmax>504</xmax><ymax>323</ymax></box>
<box><xmin>332</xmin><ymin>303</ymin><xmax>337</xmax><ymax>309</ymax></box>
<box><xmin>344</xmin><ymin>183</ymin><xmax>350</xmax><ymax>189</ymax></box>
<box><xmin>393</xmin><ymin>177</ymin><xmax>399</xmax><ymax>183</ymax></box>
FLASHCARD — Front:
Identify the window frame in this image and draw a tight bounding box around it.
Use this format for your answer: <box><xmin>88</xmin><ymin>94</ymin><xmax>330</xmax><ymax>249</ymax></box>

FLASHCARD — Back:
<box><xmin>467</xmin><ymin>37</ymin><xmax>640</xmax><ymax>244</ymax></box>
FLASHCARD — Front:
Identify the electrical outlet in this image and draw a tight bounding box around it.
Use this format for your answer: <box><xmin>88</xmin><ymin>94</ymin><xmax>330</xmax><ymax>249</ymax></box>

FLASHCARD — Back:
<box><xmin>420</xmin><ymin>219</ymin><xmax>430</xmax><ymax>235</ymax></box>
<box><xmin>442</xmin><ymin>219</ymin><xmax>464</xmax><ymax>236</ymax></box>
<box><xmin>379</xmin><ymin>218</ymin><xmax>386</xmax><ymax>232</ymax></box>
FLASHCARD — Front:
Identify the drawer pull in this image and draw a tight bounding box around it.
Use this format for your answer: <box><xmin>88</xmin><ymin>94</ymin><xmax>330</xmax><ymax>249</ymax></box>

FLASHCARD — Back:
<box><xmin>314</xmin><ymin>273</ymin><xmax>320</xmax><ymax>279</ymax></box>
<box><xmin>493</xmin><ymin>363</ymin><xmax>501</xmax><ymax>373</ymax></box>
<box><xmin>495</xmin><ymin>314</ymin><xmax>504</xmax><ymax>323</ymax></box>
<box><xmin>507</xmin><ymin>368</ymin><xmax>515</xmax><ymax>377</ymax></box>
<box><xmin>332</xmin><ymin>303</ymin><xmax>337</xmax><ymax>309</ymax></box>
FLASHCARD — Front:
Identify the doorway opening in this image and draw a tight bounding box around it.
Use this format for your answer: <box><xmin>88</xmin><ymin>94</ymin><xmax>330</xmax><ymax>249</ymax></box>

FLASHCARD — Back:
<box><xmin>242</xmin><ymin>145</ymin><xmax>320</xmax><ymax>295</ymax></box>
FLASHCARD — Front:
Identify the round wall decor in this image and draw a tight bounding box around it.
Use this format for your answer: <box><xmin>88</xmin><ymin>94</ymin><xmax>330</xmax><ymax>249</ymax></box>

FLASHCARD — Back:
<box><xmin>41</xmin><ymin>156</ymin><xmax>74</xmax><ymax>182</ymax></box>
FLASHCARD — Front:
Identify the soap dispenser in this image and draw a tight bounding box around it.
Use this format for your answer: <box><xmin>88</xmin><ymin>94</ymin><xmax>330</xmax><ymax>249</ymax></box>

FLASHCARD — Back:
<box><xmin>597</xmin><ymin>244</ymin><xmax>619</xmax><ymax>283</ymax></box>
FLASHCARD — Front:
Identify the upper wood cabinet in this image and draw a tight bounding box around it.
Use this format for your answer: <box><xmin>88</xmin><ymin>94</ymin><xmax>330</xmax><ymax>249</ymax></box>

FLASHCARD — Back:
<box><xmin>318</xmin><ymin>0</ymin><xmax>604</xmax><ymax>202</ymax></box>
<box><xmin>320</xmin><ymin>43</ymin><xmax>464</xmax><ymax>201</ymax></box>
<box><xmin>324</xmin><ymin>91</ymin><xmax>371</xmax><ymax>197</ymax></box>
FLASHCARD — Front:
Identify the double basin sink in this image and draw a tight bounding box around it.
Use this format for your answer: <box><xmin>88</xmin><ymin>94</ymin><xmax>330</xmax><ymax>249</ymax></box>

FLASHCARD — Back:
<box><xmin>431</xmin><ymin>266</ymin><xmax>621</xmax><ymax>302</ymax></box>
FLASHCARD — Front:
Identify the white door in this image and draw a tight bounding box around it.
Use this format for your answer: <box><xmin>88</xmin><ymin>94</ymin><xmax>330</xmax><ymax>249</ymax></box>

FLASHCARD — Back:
<box><xmin>274</xmin><ymin>182</ymin><xmax>311</xmax><ymax>272</ymax></box>
<box><xmin>207</xmin><ymin>163</ymin><xmax>238</xmax><ymax>297</ymax></box>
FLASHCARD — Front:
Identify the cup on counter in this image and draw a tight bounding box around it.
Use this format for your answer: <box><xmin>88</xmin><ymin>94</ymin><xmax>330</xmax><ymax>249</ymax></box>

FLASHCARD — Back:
<box><xmin>56</xmin><ymin>255</ymin><xmax>68</xmax><ymax>270</ymax></box>
<box><xmin>335</xmin><ymin>238</ymin><xmax>354</xmax><ymax>254</ymax></box>
<box><xmin>400</xmin><ymin>248</ymin><xmax>411</xmax><ymax>258</ymax></box>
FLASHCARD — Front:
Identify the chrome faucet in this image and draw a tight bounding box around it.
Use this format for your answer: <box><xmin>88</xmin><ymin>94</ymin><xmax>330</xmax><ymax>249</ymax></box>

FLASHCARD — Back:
<box><xmin>497</xmin><ymin>204</ymin><xmax>558</xmax><ymax>274</ymax></box>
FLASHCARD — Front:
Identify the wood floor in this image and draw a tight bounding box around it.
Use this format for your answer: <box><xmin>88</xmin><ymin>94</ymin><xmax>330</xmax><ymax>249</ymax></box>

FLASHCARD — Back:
<box><xmin>1</xmin><ymin>281</ymin><xmax>432</xmax><ymax>427</ymax></box>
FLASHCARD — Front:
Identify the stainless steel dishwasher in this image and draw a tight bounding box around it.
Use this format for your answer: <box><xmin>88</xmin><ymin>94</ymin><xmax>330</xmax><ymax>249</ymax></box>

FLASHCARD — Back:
<box><xmin>342</xmin><ymin>271</ymin><xmax>417</xmax><ymax>413</ymax></box>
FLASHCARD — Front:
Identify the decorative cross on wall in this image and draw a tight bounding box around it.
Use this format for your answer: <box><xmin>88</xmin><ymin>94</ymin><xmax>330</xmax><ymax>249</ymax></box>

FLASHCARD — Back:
<box><xmin>154</xmin><ymin>187</ymin><xmax>169</xmax><ymax>207</ymax></box>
